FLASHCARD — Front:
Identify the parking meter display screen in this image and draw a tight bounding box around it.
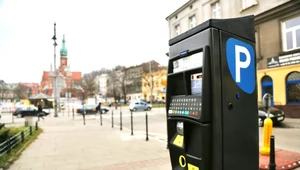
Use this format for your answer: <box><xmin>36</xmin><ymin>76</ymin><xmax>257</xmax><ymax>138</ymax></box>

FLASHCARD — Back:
<box><xmin>173</xmin><ymin>52</ymin><xmax>203</xmax><ymax>73</ymax></box>
<box><xmin>191</xmin><ymin>73</ymin><xmax>202</xmax><ymax>96</ymax></box>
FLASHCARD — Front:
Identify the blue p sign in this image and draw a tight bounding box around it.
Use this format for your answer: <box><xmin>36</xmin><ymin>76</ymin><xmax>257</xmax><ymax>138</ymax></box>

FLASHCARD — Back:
<box><xmin>226</xmin><ymin>38</ymin><xmax>255</xmax><ymax>94</ymax></box>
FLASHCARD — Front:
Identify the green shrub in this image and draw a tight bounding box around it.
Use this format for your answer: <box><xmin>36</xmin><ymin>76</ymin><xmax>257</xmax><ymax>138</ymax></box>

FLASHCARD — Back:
<box><xmin>0</xmin><ymin>126</ymin><xmax>26</xmax><ymax>143</ymax></box>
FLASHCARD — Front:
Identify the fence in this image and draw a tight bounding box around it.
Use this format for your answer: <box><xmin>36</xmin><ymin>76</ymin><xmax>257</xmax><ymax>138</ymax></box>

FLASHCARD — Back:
<box><xmin>0</xmin><ymin>121</ymin><xmax>38</xmax><ymax>158</ymax></box>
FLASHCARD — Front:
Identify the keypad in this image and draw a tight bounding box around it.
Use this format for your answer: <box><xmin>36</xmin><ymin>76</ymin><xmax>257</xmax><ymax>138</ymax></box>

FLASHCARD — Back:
<box><xmin>168</xmin><ymin>96</ymin><xmax>201</xmax><ymax>118</ymax></box>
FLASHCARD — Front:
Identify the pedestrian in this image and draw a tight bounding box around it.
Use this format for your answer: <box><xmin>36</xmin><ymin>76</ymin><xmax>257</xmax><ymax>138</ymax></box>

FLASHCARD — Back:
<box><xmin>96</xmin><ymin>102</ymin><xmax>102</xmax><ymax>114</ymax></box>
<box><xmin>37</xmin><ymin>102</ymin><xmax>44</xmax><ymax>121</ymax></box>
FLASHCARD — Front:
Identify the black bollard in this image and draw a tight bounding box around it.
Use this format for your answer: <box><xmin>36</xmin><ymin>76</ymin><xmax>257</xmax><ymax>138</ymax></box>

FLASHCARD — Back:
<box><xmin>100</xmin><ymin>111</ymin><xmax>102</xmax><ymax>126</ymax></box>
<box><xmin>35</xmin><ymin>121</ymin><xmax>38</xmax><ymax>130</ymax></box>
<box><xmin>111</xmin><ymin>111</ymin><xmax>114</xmax><ymax>128</ymax></box>
<box><xmin>131</xmin><ymin>111</ymin><xmax>133</xmax><ymax>135</ymax></box>
<box><xmin>72</xmin><ymin>108</ymin><xmax>74</xmax><ymax>120</ymax></box>
<box><xmin>83</xmin><ymin>112</ymin><xmax>86</xmax><ymax>125</ymax></box>
<box><xmin>120</xmin><ymin>111</ymin><xmax>122</xmax><ymax>131</ymax></box>
<box><xmin>145</xmin><ymin>112</ymin><xmax>149</xmax><ymax>141</ymax></box>
<box><xmin>269</xmin><ymin>135</ymin><xmax>276</xmax><ymax>170</ymax></box>
<box><xmin>11</xmin><ymin>109</ymin><xmax>14</xmax><ymax>123</ymax></box>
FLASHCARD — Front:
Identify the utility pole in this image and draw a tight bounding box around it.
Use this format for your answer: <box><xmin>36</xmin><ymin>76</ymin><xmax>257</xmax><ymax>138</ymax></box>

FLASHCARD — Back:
<box><xmin>149</xmin><ymin>61</ymin><xmax>153</xmax><ymax>105</ymax></box>
<box><xmin>52</xmin><ymin>23</ymin><xmax>58</xmax><ymax>117</ymax></box>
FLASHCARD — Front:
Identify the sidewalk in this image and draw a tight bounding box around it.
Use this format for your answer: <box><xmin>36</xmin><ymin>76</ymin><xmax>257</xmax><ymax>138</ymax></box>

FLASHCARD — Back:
<box><xmin>8</xmin><ymin>115</ymin><xmax>171</xmax><ymax>170</ymax></box>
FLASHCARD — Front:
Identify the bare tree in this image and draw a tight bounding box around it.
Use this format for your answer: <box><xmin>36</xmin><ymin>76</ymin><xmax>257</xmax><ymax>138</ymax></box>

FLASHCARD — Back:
<box><xmin>107</xmin><ymin>66</ymin><xmax>125</xmax><ymax>101</ymax></box>
<box><xmin>14</xmin><ymin>84</ymin><xmax>28</xmax><ymax>99</ymax></box>
<box><xmin>0</xmin><ymin>80</ymin><xmax>7</xmax><ymax>102</ymax></box>
<box><xmin>82</xmin><ymin>74</ymin><xmax>97</xmax><ymax>98</ymax></box>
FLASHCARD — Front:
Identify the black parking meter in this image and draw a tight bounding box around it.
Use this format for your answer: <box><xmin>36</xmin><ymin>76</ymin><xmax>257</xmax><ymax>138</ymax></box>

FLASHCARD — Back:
<box><xmin>166</xmin><ymin>16</ymin><xmax>258</xmax><ymax>170</ymax></box>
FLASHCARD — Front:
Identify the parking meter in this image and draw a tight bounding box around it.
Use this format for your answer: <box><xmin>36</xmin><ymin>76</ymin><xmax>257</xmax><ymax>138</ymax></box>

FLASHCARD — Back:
<box><xmin>262</xmin><ymin>93</ymin><xmax>272</xmax><ymax>115</ymax></box>
<box><xmin>166</xmin><ymin>16</ymin><xmax>258</xmax><ymax>170</ymax></box>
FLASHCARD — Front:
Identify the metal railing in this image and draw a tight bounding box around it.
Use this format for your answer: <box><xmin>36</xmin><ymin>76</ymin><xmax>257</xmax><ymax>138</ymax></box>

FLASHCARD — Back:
<box><xmin>0</xmin><ymin>121</ymin><xmax>38</xmax><ymax>158</ymax></box>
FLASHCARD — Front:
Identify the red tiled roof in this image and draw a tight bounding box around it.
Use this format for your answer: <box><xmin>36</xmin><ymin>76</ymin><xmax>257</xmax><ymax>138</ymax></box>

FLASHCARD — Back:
<box><xmin>72</xmin><ymin>72</ymin><xmax>81</xmax><ymax>80</ymax></box>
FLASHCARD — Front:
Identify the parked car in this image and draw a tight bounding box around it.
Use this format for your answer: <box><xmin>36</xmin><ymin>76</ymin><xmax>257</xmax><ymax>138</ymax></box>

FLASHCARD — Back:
<box><xmin>76</xmin><ymin>104</ymin><xmax>109</xmax><ymax>114</ymax></box>
<box><xmin>258</xmin><ymin>103</ymin><xmax>285</xmax><ymax>127</ymax></box>
<box><xmin>13</xmin><ymin>105</ymin><xmax>50</xmax><ymax>118</ymax></box>
<box><xmin>129</xmin><ymin>101</ymin><xmax>152</xmax><ymax>111</ymax></box>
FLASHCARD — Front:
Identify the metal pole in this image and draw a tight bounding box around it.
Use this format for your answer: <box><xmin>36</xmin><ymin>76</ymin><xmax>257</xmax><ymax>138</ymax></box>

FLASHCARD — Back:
<box><xmin>68</xmin><ymin>92</ymin><xmax>70</xmax><ymax>117</ymax></box>
<box><xmin>111</xmin><ymin>110</ymin><xmax>114</xmax><ymax>128</ymax></box>
<box><xmin>120</xmin><ymin>111</ymin><xmax>122</xmax><ymax>130</ymax></box>
<box><xmin>100</xmin><ymin>111</ymin><xmax>102</xmax><ymax>126</ymax></box>
<box><xmin>72</xmin><ymin>108</ymin><xmax>74</xmax><ymax>120</ymax></box>
<box><xmin>53</xmin><ymin>23</ymin><xmax>58</xmax><ymax>117</ymax></box>
<box><xmin>83</xmin><ymin>112</ymin><xmax>86</xmax><ymax>125</ymax></box>
<box><xmin>131</xmin><ymin>111</ymin><xmax>133</xmax><ymax>135</ymax></box>
<box><xmin>149</xmin><ymin>61</ymin><xmax>153</xmax><ymax>105</ymax></box>
<box><xmin>83</xmin><ymin>105</ymin><xmax>86</xmax><ymax>125</ymax></box>
<box><xmin>11</xmin><ymin>108</ymin><xmax>14</xmax><ymax>123</ymax></box>
<box><xmin>145</xmin><ymin>112</ymin><xmax>149</xmax><ymax>141</ymax></box>
<box><xmin>269</xmin><ymin>135</ymin><xmax>276</xmax><ymax>170</ymax></box>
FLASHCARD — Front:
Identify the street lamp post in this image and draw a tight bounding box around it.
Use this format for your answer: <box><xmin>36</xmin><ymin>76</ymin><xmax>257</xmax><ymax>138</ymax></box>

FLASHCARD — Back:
<box><xmin>52</xmin><ymin>23</ymin><xmax>58</xmax><ymax>117</ymax></box>
<box><xmin>27</xmin><ymin>88</ymin><xmax>32</xmax><ymax>100</ymax></box>
<box><xmin>149</xmin><ymin>61</ymin><xmax>153</xmax><ymax>105</ymax></box>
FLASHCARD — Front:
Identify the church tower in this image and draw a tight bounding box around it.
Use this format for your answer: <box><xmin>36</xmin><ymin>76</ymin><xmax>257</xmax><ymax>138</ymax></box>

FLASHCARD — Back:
<box><xmin>60</xmin><ymin>35</ymin><xmax>68</xmax><ymax>68</ymax></box>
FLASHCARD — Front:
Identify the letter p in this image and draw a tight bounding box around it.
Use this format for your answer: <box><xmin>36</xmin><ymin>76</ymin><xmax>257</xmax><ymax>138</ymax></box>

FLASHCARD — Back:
<box><xmin>235</xmin><ymin>45</ymin><xmax>251</xmax><ymax>83</ymax></box>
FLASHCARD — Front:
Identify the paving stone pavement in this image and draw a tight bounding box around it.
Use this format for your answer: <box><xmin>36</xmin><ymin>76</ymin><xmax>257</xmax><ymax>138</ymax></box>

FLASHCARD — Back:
<box><xmin>7</xmin><ymin>114</ymin><xmax>171</xmax><ymax>170</ymax></box>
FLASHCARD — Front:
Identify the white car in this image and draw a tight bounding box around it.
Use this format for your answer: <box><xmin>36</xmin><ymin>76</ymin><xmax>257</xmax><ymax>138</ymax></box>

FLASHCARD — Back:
<box><xmin>129</xmin><ymin>101</ymin><xmax>152</xmax><ymax>111</ymax></box>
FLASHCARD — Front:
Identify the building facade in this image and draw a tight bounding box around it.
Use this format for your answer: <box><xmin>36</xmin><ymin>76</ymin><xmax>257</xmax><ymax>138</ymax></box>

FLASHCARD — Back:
<box><xmin>142</xmin><ymin>66</ymin><xmax>167</xmax><ymax>102</ymax></box>
<box><xmin>125</xmin><ymin>60</ymin><xmax>159</xmax><ymax>101</ymax></box>
<box><xmin>166</xmin><ymin>0</ymin><xmax>300</xmax><ymax>117</ymax></box>
<box><xmin>0</xmin><ymin>81</ymin><xmax>39</xmax><ymax>102</ymax></box>
<box><xmin>40</xmin><ymin>35</ymin><xmax>83</xmax><ymax>98</ymax></box>
<box><xmin>95</xmin><ymin>74</ymin><xmax>108</xmax><ymax>98</ymax></box>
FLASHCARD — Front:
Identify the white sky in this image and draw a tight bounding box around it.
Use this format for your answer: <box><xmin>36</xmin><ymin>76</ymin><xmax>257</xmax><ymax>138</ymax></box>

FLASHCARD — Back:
<box><xmin>0</xmin><ymin>0</ymin><xmax>188</xmax><ymax>83</ymax></box>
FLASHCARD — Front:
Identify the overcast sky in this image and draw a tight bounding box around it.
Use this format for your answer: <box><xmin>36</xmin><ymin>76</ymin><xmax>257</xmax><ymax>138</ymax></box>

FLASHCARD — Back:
<box><xmin>0</xmin><ymin>0</ymin><xmax>188</xmax><ymax>83</ymax></box>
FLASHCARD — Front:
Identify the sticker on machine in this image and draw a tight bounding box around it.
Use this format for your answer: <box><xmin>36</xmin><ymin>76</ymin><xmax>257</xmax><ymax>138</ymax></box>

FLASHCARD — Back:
<box><xmin>226</xmin><ymin>38</ymin><xmax>255</xmax><ymax>94</ymax></box>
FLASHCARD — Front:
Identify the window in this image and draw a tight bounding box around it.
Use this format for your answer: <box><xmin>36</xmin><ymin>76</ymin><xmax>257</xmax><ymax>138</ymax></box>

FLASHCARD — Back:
<box><xmin>175</xmin><ymin>24</ymin><xmax>181</xmax><ymax>36</ymax></box>
<box><xmin>286</xmin><ymin>71</ymin><xmax>300</xmax><ymax>104</ymax></box>
<box><xmin>242</xmin><ymin>0</ymin><xmax>258</xmax><ymax>10</ymax></box>
<box><xmin>189</xmin><ymin>15</ymin><xmax>197</xmax><ymax>29</ymax></box>
<box><xmin>282</xmin><ymin>16</ymin><xmax>300</xmax><ymax>51</ymax></box>
<box><xmin>212</xmin><ymin>2</ymin><xmax>221</xmax><ymax>19</ymax></box>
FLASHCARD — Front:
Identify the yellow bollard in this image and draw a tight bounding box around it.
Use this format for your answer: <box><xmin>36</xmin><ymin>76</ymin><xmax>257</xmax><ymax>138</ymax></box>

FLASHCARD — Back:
<box><xmin>260</xmin><ymin>117</ymin><xmax>273</xmax><ymax>155</ymax></box>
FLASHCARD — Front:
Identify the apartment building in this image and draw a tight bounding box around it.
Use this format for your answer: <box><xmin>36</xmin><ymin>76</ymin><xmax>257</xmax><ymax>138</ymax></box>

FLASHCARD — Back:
<box><xmin>95</xmin><ymin>74</ymin><xmax>108</xmax><ymax>98</ymax></box>
<box><xmin>142</xmin><ymin>66</ymin><xmax>167</xmax><ymax>102</ymax></box>
<box><xmin>166</xmin><ymin>0</ymin><xmax>300</xmax><ymax>117</ymax></box>
<box><xmin>125</xmin><ymin>60</ymin><xmax>159</xmax><ymax>101</ymax></box>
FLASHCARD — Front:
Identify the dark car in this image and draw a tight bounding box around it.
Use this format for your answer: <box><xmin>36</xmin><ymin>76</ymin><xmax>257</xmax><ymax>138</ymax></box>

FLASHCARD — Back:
<box><xmin>258</xmin><ymin>103</ymin><xmax>285</xmax><ymax>127</ymax></box>
<box><xmin>76</xmin><ymin>104</ymin><xmax>109</xmax><ymax>114</ymax></box>
<box><xmin>13</xmin><ymin>105</ymin><xmax>50</xmax><ymax>118</ymax></box>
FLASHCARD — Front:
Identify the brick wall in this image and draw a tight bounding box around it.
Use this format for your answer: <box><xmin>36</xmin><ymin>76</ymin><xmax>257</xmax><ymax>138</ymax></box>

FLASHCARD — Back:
<box><xmin>275</xmin><ymin>105</ymin><xmax>300</xmax><ymax>118</ymax></box>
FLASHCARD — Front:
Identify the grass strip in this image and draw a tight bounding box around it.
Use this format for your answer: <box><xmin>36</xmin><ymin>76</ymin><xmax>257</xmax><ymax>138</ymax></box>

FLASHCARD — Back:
<box><xmin>0</xmin><ymin>128</ymin><xmax>43</xmax><ymax>170</ymax></box>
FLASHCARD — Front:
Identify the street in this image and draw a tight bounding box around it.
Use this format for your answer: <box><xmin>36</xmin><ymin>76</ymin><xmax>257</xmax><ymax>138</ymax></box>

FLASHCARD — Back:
<box><xmin>1</xmin><ymin>107</ymin><xmax>300</xmax><ymax>152</ymax></box>
<box><xmin>77</xmin><ymin>106</ymin><xmax>300</xmax><ymax>153</ymax></box>
<box><xmin>1</xmin><ymin>107</ymin><xmax>300</xmax><ymax>170</ymax></box>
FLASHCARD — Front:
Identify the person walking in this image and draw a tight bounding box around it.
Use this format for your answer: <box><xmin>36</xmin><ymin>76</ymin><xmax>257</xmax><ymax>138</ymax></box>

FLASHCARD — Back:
<box><xmin>37</xmin><ymin>102</ymin><xmax>44</xmax><ymax>121</ymax></box>
<box><xmin>96</xmin><ymin>102</ymin><xmax>102</xmax><ymax>114</ymax></box>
